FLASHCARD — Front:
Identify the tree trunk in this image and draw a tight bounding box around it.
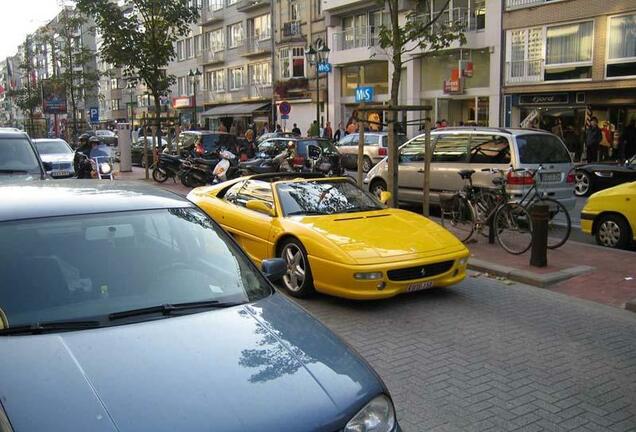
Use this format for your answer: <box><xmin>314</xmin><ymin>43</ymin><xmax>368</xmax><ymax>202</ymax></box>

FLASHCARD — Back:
<box><xmin>151</xmin><ymin>92</ymin><xmax>163</xmax><ymax>179</ymax></box>
<box><xmin>386</xmin><ymin>0</ymin><xmax>402</xmax><ymax>208</ymax></box>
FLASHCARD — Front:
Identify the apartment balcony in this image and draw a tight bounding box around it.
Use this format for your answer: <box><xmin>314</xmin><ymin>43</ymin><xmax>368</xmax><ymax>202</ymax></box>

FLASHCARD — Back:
<box><xmin>505</xmin><ymin>59</ymin><xmax>544</xmax><ymax>85</ymax></box>
<box><xmin>202</xmin><ymin>47</ymin><xmax>225</xmax><ymax>65</ymax></box>
<box><xmin>204</xmin><ymin>90</ymin><xmax>231</xmax><ymax>105</ymax></box>
<box><xmin>330</xmin><ymin>26</ymin><xmax>387</xmax><ymax>65</ymax></box>
<box><xmin>282</xmin><ymin>21</ymin><xmax>303</xmax><ymax>39</ymax></box>
<box><xmin>248</xmin><ymin>83</ymin><xmax>272</xmax><ymax>100</ymax></box>
<box><xmin>241</xmin><ymin>36</ymin><xmax>272</xmax><ymax>57</ymax></box>
<box><xmin>200</xmin><ymin>2</ymin><xmax>224</xmax><ymax>25</ymax></box>
<box><xmin>235</xmin><ymin>0</ymin><xmax>270</xmax><ymax>12</ymax></box>
<box><xmin>505</xmin><ymin>0</ymin><xmax>551</xmax><ymax>10</ymax></box>
<box><xmin>410</xmin><ymin>5</ymin><xmax>485</xmax><ymax>33</ymax></box>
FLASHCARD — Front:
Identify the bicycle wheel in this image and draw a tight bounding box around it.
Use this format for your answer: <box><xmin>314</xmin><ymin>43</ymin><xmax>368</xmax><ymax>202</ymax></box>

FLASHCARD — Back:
<box><xmin>440</xmin><ymin>195</ymin><xmax>476</xmax><ymax>243</ymax></box>
<box><xmin>474</xmin><ymin>189</ymin><xmax>501</xmax><ymax>238</ymax></box>
<box><xmin>531</xmin><ymin>198</ymin><xmax>571</xmax><ymax>249</ymax></box>
<box><xmin>494</xmin><ymin>203</ymin><xmax>533</xmax><ymax>255</ymax></box>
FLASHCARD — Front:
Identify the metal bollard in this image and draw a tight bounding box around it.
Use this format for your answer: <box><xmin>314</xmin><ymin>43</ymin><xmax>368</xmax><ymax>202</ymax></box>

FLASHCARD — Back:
<box><xmin>530</xmin><ymin>204</ymin><xmax>549</xmax><ymax>267</ymax></box>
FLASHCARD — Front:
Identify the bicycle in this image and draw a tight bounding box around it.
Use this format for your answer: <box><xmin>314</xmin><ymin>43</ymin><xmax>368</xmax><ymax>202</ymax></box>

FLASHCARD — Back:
<box><xmin>440</xmin><ymin>168</ymin><xmax>534</xmax><ymax>255</ymax></box>
<box><xmin>515</xmin><ymin>165</ymin><xmax>571</xmax><ymax>249</ymax></box>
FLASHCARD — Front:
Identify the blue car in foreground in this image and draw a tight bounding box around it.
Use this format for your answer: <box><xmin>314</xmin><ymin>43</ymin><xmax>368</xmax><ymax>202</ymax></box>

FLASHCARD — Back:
<box><xmin>0</xmin><ymin>181</ymin><xmax>399</xmax><ymax>432</ymax></box>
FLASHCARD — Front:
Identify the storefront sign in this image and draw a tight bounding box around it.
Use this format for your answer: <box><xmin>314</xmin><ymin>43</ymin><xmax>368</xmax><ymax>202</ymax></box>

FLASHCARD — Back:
<box><xmin>317</xmin><ymin>62</ymin><xmax>332</xmax><ymax>73</ymax></box>
<box><xmin>460</xmin><ymin>60</ymin><xmax>473</xmax><ymax>78</ymax></box>
<box><xmin>443</xmin><ymin>79</ymin><xmax>464</xmax><ymax>95</ymax></box>
<box><xmin>518</xmin><ymin>93</ymin><xmax>569</xmax><ymax>105</ymax></box>
<box><xmin>172</xmin><ymin>96</ymin><xmax>193</xmax><ymax>109</ymax></box>
<box><xmin>355</xmin><ymin>86</ymin><xmax>375</xmax><ymax>103</ymax></box>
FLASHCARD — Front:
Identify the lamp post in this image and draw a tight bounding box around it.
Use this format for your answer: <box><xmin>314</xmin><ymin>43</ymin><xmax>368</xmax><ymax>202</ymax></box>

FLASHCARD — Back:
<box><xmin>189</xmin><ymin>68</ymin><xmax>202</xmax><ymax>128</ymax></box>
<box><xmin>126</xmin><ymin>81</ymin><xmax>136</xmax><ymax>127</ymax></box>
<box><xmin>305</xmin><ymin>42</ymin><xmax>330</xmax><ymax>132</ymax></box>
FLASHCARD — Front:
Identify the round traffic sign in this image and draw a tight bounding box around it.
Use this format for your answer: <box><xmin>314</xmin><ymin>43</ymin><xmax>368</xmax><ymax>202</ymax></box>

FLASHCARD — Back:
<box><xmin>279</xmin><ymin>101</ymin><xmax>291</xmax><ymax>116</ymax></box>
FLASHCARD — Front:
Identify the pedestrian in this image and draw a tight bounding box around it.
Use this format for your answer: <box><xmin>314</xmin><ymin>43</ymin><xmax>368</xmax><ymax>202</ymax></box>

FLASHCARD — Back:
<box><xmin>622</xmin><ymin>119</ymin><xmax>636</xmax><ymax>160</ymax></box>
<box><xmin>433</xmin><ymin>121</ymin><xmax>442</xmax><ymax>130</ymax></box>
<box><xmin>229</xmin><ymin>122</ymin><xmax>237</xmax><ymax>136</ymax></box>
<box><xmin>218</xmin><ymin>122</ymin><xmax>227</xmax><ymax>132</ymax></box>
<box><xmin>333</xmin><ymin>122</ymin><xmax>344</xmax><ymax>142</ymax></box>
<box><xmin>346</xmin><ymin>120</ymin><xmax>357</xmax><ymax>135</ymax></box>
<box><xmin>563</xmin><ymin>125</ymin><xmax>579</xmax><ymax>160</ymax></box>
<box><xmin>292</xmin><ymin>123</ymin><xmax>301</xmax><ymax>136</ymax></box>
<box><xmin>276</xmin><ymin>124</ymin><xmax>282</xmax><ymax>133</ymax></box>
<box><xmin>551</xmin><ymin>118</ymin><xmax>564</xmax><ymax>139</ymax></box>
<box><xmin>440</xmin><ymin>119</ymin><xmax>448</xmax><ymax>128</ymax></box>
<box><xmin>599</xmin><ymin>121</ymin><xmax>612</xmax><ymax>161</ymax></box>
<box><xmin>308</xmin><ymin>120</ymin><xmax>320</xmax><ymax>137</ymax></box>
<box><xmin>585</xmin><ymin>117</ymin><xmax>602</xmax><ymax>163</ymax></box>
<box><xmin>323</xmin><ymin>121</ymin><xmax>333</xmax><ymax>141</ymax></box>
<box><xmin>243</xmin><ymin>129</ymin><xmax>255</xmax><ymax>161</ymax></box>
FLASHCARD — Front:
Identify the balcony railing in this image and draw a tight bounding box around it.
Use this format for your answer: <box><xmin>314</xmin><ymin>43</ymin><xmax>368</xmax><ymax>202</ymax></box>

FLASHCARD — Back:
<box><xmin>332</xmin><ymin>26</ymin><xmax>380</xmax><ymax>52</ymax></box>
<box><xmin>505</xmin><ymin>59</ymin><xmax>544</xmax><ymax>84</ymax></box>
<box><xmin>505</xmin><ymin>0</ymin><xmax>549</xmax><ymax>10</ymax></box>
<box><xmin>282</xmin><ymin>21</ymin><xmax>302</xmax><ymax>38</ymax></box>
<box><xmin>200</xmin><ymin>3</ymin><xmax>224</xmax><ymax>24</ymax></box>
<box><xmin>410</xmin><ymin>4</ymin><xmax>485</xmax><ymax>32</ymax></box>
<box><xmin>202</xmin><ymin>47</ymin><xmax>225</xmax><ymax>65</ymax></box>
<box><xmin>235</xmin><ymin>0</ymin><xmax>270</xmax><ymax>11</ymax></box>
<box><xmin>241</xmin><ymin>36</ymin><xmax>272</xmax><ymax>56</ymax></box>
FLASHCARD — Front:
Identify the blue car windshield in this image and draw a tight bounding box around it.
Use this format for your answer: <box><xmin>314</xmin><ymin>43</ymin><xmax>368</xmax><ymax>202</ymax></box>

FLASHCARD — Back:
<box><xmin>0</xmin><ymin>208</ymin><xmax>271</xmax><ymax>329</ymax></box>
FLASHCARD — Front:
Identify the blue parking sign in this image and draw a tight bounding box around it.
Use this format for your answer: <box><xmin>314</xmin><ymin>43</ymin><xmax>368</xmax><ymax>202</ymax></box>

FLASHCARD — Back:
<box><xmin>89</xmin><ymin>107</ymin><xmax>99</xmax><ymax>123</ymax></box>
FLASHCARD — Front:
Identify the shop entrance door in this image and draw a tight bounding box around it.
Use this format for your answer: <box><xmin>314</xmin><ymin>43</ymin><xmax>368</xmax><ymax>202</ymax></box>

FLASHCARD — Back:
<box><xmin>436</xmin><ymin>97</ymin><xmax>477</xmax><ymax>126</ymax></box>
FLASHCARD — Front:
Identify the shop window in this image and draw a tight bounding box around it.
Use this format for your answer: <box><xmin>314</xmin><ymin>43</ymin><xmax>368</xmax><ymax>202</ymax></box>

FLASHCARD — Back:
<box><xmin>469</xmin><ymin>135</ymin><xmax>510</xmax><ymax>164</ymax></box>
<box><xmin>340</xmin><ymin>62</ymin><xmax>388</xmax><ymax>97</ymax></box>
<box><xmin>432</xmin><ymin>134</ymin><xmax>469</xmax><ymax>162</ymax></box>
<box><xmin>606</xmin><ymin>13</ymin><xmax>636</xmax><ymax>78</ymax></box>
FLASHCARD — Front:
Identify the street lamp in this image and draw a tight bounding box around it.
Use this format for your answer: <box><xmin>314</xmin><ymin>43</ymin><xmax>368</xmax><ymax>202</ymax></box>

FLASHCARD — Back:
<box><xmin>305</xmin><ymin>41</ymin><xmax>330</xmax><ymax>132</ymax></box>
<box><xmin>189</xmin><ymin>68</ymin><xmax>202</xmax><ymax>128</ymax></box>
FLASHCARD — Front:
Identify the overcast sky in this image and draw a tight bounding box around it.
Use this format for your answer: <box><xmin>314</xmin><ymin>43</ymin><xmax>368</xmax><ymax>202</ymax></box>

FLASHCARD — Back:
<box><xmin>0</xmin><ymin>0</ymin><xmax>65</xmax><ymax>59</ymax></box>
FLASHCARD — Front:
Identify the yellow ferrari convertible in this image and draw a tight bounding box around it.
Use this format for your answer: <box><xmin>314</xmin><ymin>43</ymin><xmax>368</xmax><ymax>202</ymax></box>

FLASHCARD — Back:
<box><xmin>188</xmin><ymin>174</ymin><xmax>469</xmax><ymax>300</ymax></box>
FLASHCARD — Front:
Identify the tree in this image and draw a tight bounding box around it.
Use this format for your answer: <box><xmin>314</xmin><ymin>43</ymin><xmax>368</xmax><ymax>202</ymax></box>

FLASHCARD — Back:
<box><xmin>8</xmin><ymin>37</ymin><xmax>41</xmax><ymax>136</ymax></box>
<box><xmin>36</xmin><ymin>7</ymin><xmax>100</xmax><ymax>139</ymax></box>
<box><xmin>76</xmin><ymin>0</ymin><xmax>198</xmax><ymax>142</ymax></box>
<box><xmin>377</xmin><ymin>0</ymin><xmax>465</xmax><ymax>209</ymax></box>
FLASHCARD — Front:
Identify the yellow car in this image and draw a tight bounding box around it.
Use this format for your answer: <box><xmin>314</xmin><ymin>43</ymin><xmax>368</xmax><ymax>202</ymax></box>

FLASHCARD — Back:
<box><xmin>581</xmin><ymin>181</ymin><xmax>636</xmax><ymax>249</ymax></box>
<box><xmin>188</xmin><ymin>174</ymin><xmax>469</xmax><ymax>300</ymax></box>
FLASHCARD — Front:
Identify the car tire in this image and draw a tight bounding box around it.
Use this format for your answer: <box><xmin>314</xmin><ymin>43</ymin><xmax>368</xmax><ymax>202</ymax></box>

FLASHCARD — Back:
<box><xmin>574</xmin><ymin>171</ymin><xmax>593</xmax><ymax>197</ymax></box>
<box><xmin>595</xmin><ymin>214</ymin><xmax>631</xmax><ymax>249</ymax></box>
<box><xmin>279</xmin><ymin>239</ymin><xmax>315</xmax><ymax>298</ymax></box>
<box><xmin>362</xmin><ymin>156</ymin><xmax>373</xmax><ymax>173</ymax></box>
<box><xmin>370</xmin><ymin>179</ymin><xmax>387</xmax><ymax>198</ymax></box>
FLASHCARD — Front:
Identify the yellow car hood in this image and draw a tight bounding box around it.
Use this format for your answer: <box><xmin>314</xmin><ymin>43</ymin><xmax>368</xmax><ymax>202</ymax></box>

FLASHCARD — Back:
<box><xmin>295</xmin><ymin>209</ymin><xmax>467</xmax><ymax>265</ymax></box>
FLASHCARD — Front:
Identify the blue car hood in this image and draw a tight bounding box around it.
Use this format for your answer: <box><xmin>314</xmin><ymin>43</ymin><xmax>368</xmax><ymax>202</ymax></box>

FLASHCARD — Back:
<box><xmin>0</xmin><ymin>294</ymin><xmax>382</xmax><ymax>432</ymax></box>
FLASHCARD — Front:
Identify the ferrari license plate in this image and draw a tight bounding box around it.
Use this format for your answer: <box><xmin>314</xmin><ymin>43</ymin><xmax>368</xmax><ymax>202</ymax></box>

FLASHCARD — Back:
<box><xmin>407</xmin><ymin>281</ymin><xmax>434</xmax><ymax>292</ymax></box>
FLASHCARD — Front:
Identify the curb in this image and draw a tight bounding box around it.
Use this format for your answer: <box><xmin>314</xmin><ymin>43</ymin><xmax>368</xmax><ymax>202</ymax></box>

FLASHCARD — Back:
<box><xmin>468</xmin><ymin>258</ymin><xmax>595</xmax><ymax>288</ymax></box>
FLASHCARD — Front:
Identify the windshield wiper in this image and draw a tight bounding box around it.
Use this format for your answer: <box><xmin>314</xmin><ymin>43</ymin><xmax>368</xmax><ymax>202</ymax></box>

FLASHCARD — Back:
<box><xmin>108</xmin><ymin>300</ymin><xmax>243</xmax><ymax>321</ymax></box>
<box><xmin>0</xmin><ymin>320</ymin><xmax>102</xmax><ymax>336</ymax></box>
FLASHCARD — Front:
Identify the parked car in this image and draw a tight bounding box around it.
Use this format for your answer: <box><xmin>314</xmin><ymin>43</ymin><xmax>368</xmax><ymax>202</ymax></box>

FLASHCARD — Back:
<box><xmin>33</xmin><ymin>138</ymin><xmax>75</xmax><ymax>178</ymax></box>
<box><xmin>256</xmin><ymin>131</ymin><xmax>296</xmax><ymax>144</ymax></box>
<box><xmin>0</xmin><ymin>128</ymin><xmax>46</xmax><ymax>182</ymax></box>
<box><xmin>95</xmin><ymin>129</ymin><xmax>118</xmax><ymax>146</ymax></box>
<box><xmin>257</xmin><ymin>137</ymin><xmax>343</xmax><ymax>174</ymax></box>
<box><xmin>0</xmin><ymin>181</ymin><xmax>400</xmax><ymax>432</ymax></box>
<box><xmin>131</xmin><ymin>137</ymin><xmax>168</xmax><ymax>167</ymax></box>
<box><xmin>574</xmin><ymin>155</ymin><xmax>636</xmax><ymax>197</ymax></box>
<box><xmin>178</xmin><ymin>131</ymin><xmax>240</xmax><ymax>159</ymax></box>
<box><xmin>188</xmin><ymin>173</ymin><xmax>469</xmax><ymax>300</ymax></box>
<box><xmin>336</xmin><ymin>132</ymin><xmax>408</xmax><ymax>173</ymax></box>
<box><xmin>581</xmin><ymin>181</ymin><xmax>636</xmax><ymax>249</ymax></box>
<box><xmin>364</xmin><ymin>127</ymin><xmax>576</xmax><ymax>212</ymax></box>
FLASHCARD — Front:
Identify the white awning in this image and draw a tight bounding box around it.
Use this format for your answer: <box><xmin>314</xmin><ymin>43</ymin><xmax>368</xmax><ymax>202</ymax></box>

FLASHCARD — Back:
<box><xmin>201</xmin><ymin>103</ymin><xmax>270</xmax><ymax>118</ymax></box>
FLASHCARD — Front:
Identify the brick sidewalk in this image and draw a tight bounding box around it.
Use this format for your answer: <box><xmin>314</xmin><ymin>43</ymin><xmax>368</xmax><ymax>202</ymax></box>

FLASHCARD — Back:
<box><xmin>466</xmin><ymin>237</ymin><xmax>636</xmax><ymax>309</ymax></box>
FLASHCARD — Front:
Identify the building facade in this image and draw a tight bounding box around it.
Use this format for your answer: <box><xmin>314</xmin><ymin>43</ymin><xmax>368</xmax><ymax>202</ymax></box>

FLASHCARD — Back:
<box><xmin>502</xmin><ymin>0</ymin><xmax>636</xmax><ymax>148</ymax></box>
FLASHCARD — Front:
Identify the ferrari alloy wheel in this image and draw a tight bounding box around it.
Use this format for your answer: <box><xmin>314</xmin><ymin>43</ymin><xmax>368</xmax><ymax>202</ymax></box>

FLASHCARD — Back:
<box><xmin>596</xmin><ymin>215</ymin><xmax>631</xmax><ymax>249</ymax></box>
<box><xmin>574</xmin><ymin>171</ymin><xmax>591</xmax><ymax>197</ymax></box>
<box><xmin>280</xmin><ymin>240</ymin><xmax>314</xmax><ymax>297</ymax></box>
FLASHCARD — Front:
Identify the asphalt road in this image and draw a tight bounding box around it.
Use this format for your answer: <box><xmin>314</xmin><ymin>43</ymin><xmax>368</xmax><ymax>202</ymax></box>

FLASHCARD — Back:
<box><xmin>293</xmin><ymin>276</ymin><xmax>636</xmax><ymax>432</ymax></box>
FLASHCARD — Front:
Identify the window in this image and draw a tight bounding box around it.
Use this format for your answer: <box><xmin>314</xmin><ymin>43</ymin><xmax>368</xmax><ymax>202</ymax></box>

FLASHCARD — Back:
<box><xmin>177</xmin><ymin>40</ymin><xmax>185</xmax><ymax>61</ymax></box>
<box><xmin>251</xmin><ymin>62</ymin><xmax>271</xmax><ymax>86</ymax></box>
<box><xmin>185</xmin><ymin>37</ymin><xmax>193</xmax><ymax>58</ymax></box>
<box><xmin>279</xmin><ymin>48</ymin><xmax>291</xmax><ymax>79</ymax></box>
<box><xmin>229</xmin><ymin>67</ymin><xmax>244</xmax><ymax>90</ymax></box>
<box><xmin>607</xmin><ymin>13</ymin><xmax>636</xmax><ymax>78</ymax></box>
<box><xmin>227</xmin><ymin>0</ymin><xmax>238</xmax><ymax>5</ymax></box>
<box><xmin>469</xmin><ymin>135</ymin><xmax>511</xmax><ymax>164</ymax></box>
<box><xmin>178</xmin><ymin>76</ymin><xmax>187</xmax><ymax>96</ymax></box>
<box><xmin>507</xmin><ymin>27</ymin><xmax>543</xmax><ymax>82</ymax></box>
<box><xmin>341</xmin><ymin>62</ymin><xmax>389</xmax><ymax>97</ymax></box>
<box><xmin>544</xmin><ymin>21</ymin><xmax>593</xmax><ymax>80</ymax></box>
<box><xmin>313</xmin><ymin>0</ymin><xmax>321</xmax><ymax>18</ymax></box>
<box><xmin>208</xmin><ymin>29</ymin><xmax>224</xmax><ymax>51</ymax></box>
<box><xmin>206</xmin><ymin>69</ymin><xmax>225</xmax><ymax>92</ymax></box>
<box><xmin>193</xmin><ymin>35</ymin><xmax>201</xmax><ymax>56</ymax></box>
<box><xmin>225</xmin><ymin>180</ymin><xmax>274</xmax><ymax>208</ymax></box>
<box><xmin>516</xmin><ymin>134</ymin><xmax>570</xmax><ymax>164</ymax></box>
<box><xmin>110</xmin><ymin>78</ymin><xmax>118</xmax><ymax>89</ymax></box>
<box><xmin>111</xmin><ymin>99</ymin><xmax>120</xmax><ymax>110</ymax></box>
<box><xmin>289</xmin><ymin>1</ymin><xmax>300</xmax><ymax>21</ymax></box>
<box><xmin>253</xmin><ymin>14</ymin><xmax>271</xmax><ymax>40</ymax></box>
<box><xmin>279</xmin><ymin>47</ymin><xmax>305</xmax><ymax>79</ymax></box>
<box><xmin>228</xmin><ymin>23</ymin><xmax>244</xmax><ymax>48</ymax></box>
<box><xmin>432</xmin><ymin>134</ymin><xmax>469</xmax><ymax>162</ymax></box>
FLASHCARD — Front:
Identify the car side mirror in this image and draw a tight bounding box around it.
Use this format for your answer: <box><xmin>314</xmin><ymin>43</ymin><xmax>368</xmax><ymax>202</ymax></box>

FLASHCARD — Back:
<box><xmin>261</xmin><ymin>258</ymin><xmax>287</xmax><ymax>282</ymax></box>
<box><xmin>42</xmin><ymin>161</ymin><xmax>52</xmax><ymax>171</ymax></box>
<box><xmin>379</xmin><ymin>191</ymin><xmax>392</xmax><ymax>204</ymax></box>
<box><xmin>246</xmin><ymin>199</ymin><xmax>275</xmax><ymax>216</ymax></box>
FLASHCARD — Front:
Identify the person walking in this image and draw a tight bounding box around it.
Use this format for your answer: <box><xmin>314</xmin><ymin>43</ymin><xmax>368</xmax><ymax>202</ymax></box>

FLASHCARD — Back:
<box><xmin>218</xmin><ymin>123</ymin><xmax>227</xmax><ymax>132</ymax></box>
<box><xmin>333</xmin><ymin>122</ymin><xmax>344</xmax><ymax>142</ymax></box>
<box><xmin>323</xmin><ymin>121</ymin><xmax>333</xmax><ymax>140</ymax></box>
<box><xmin>622</xmin><ymin>119</ymin><xmax>636</xmax><ymax>160</ymax></box>
<box><xmin>291</xmin><ymin>123</ymin><xmax>301</xmax><ymax>136</ymax></box>
<box><xmin>308</xmin><ymin>120</ymin><xmax>320</xmax><ymax>137</ymax></box>
<box><xmin>551</xmin><ymin>118</ymin><xmax>564</xmax><ymax>140</ymax></box>
<box><xmin>585</xmin><ymin>117</ymin><xmax>602</xmax><ymax>163</ymax></box>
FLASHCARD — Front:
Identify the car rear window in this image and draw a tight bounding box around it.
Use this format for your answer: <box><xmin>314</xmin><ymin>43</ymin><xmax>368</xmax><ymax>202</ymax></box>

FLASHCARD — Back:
<box><xmin>0</xmin><ymin>137</ymin><xmax>41</xmax><ymax>174</ymax></box>
<box><xmin>298</xmin><ymin>140</ymin><xmax>337</xmax><ymax>155</ymax></box>
<box><xmin>516</xmin><ymin>134</ymin><xmax>571</xmax><ymax>164</ymax></box>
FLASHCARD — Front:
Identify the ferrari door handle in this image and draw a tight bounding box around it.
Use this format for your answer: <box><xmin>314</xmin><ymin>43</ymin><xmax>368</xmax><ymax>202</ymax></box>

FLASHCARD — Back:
<box><xmin>417</xmin><ymin>169</ymin><xmax>425</xmax><ymax>173</ymax></box>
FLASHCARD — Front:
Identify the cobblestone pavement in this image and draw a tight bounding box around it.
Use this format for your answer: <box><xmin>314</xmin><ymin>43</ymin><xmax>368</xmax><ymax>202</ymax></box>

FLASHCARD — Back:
<box><xmin>293</xmin><ymin>276</ymin><xmax>636</xmax><ymax>432</ymax></box>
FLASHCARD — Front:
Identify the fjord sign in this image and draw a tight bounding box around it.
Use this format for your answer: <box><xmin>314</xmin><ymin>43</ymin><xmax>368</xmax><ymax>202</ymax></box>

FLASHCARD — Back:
<box><xmin>355</xmin><ymin>86</ymin><xmax>374</xmax><ymax>103</ymax></box>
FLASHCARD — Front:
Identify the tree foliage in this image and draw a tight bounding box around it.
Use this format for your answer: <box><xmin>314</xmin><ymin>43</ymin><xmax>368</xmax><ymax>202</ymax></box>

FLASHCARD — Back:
<box><xmin>8</xmin><ymin>38</ymin><xmax>41</xmax><ymax>134</ymax></box>
<box><xmin>76</xmin><ymin>0</ymin><xmax>199</xmax><ymax>129</ymax></box>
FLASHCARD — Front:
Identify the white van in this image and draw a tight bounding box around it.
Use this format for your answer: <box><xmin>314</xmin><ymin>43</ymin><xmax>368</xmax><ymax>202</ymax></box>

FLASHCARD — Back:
<box><xmin>364</xmin><ymin>127</ymin><xmax>576</xmax><ymax>212</ymax></box>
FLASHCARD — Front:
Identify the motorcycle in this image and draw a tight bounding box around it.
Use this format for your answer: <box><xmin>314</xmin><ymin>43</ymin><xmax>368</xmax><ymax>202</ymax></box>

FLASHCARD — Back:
<box><xmin>238</xmin><ymin>149</ymin><xmax>293</xmax><ymax>176</ymax></box>
<box><xmin>152</xmin><ymin>153</ymin><xmax>185</xmax><ymax>183</ymax></box>
<box><xmin>212</xmin><ymin>150</ymin><xmax>238</xmax><ymax>183</ymax></box>
<box><xmin>76</xmin><ymin>153</ymin><xmax>114</xmax><ymax>180</ymax></box>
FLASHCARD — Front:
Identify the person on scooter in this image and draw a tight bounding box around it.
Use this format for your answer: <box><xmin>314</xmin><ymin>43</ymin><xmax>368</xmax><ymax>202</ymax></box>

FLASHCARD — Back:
<box><xmin>89</xmin><ymin>136</ymin><xmax>110</xmax><ymax>159</ymax></box>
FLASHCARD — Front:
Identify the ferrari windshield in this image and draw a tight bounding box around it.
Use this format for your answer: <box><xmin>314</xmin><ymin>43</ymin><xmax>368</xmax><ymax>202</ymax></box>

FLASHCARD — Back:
<box><xmin>0</xmin><ymin>208</ymin><xmax>271</xmax><ymax>330</ymax></box>
<box><xmin>277</xmin><ymin>180</ymin><xmax>383</xmax><ymax>216</ymax></box>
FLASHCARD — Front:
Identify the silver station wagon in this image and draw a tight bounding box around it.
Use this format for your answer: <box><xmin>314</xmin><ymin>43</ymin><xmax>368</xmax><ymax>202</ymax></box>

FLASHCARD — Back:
<box><xmin>364</xmin><ymin>127</ymin><xmax>576</xmax><ymax>212</ymax></box>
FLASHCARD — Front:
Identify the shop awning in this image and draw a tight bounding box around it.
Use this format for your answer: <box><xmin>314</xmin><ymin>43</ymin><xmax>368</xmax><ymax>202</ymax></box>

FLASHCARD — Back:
<box><xmin>201</xmin><ymin>102</ymin><xmax>270</xmax><ymax>118</ymax></box>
